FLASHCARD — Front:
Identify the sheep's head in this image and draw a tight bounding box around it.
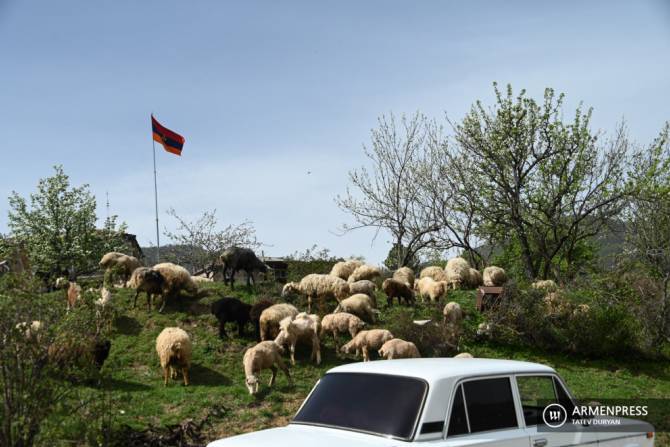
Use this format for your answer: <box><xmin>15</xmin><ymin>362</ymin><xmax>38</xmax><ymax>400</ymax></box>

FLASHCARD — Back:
<box><xmin>340</xmin><ymin>340</ymin><xmax>355</xmax><ymax>354</ymax></box>
<box><xmin>246</xmin><ymin>375</ymin><xmax>260</xmax><ymax>395</ymax></box>
<box><xmin>351</xmin><ymin>320</ymin><xmax>365</xmax><ymax>336</ymax></box>
<box><xmin>281</xmin><ymin>282</ymin><xmax>299</xmax><ymax>297</ymax></box>
<box><xmin>333</xmin><ymin>282</ymin><xmax>350</xmax><ymax>299</ymax></box>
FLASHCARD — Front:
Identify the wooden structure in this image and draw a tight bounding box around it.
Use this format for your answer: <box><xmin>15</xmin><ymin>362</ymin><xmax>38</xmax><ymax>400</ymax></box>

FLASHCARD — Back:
<box><xmin>476</xmin><ymin>286</ymin><xmax>504</xmax><ymax>312</ymax></box>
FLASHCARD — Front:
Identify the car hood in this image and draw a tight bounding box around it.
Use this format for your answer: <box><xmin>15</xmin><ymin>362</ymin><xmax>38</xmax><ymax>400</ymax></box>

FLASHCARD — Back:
<box><xmin>207</xmin><ymin>424</ymin><xmax>404</xmax><ymax>447</ymax></box>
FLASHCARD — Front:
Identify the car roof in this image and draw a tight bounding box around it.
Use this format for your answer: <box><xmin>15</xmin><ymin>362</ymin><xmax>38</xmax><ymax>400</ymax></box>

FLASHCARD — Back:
<box><xmin>327</xmin><ymin>358</ymin><xmax>555</xmax><ymax>383</ymax></box>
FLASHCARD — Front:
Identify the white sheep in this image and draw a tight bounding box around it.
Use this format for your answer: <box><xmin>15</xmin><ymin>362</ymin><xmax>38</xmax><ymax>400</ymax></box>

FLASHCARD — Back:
<box><xmin>329</xmin><ymin>259</ymin><xmax>364</xmax><ymax>280</ymax></box>
<box><xmin>320</xmin><ymin>312</ymin><xmax>365</xmax><ymax>349</ymax></box>
<box><xmin>415</xmin><ymin>276</ymin><xmax>447</xmax><ymax>303</ymax></box>
<box><xmin>243</xmin><ymin>340</ymin><xmax>292</xmax><ymax>395</ymax></box>
<box><xmin>347</xmin><ymin>264</ymin><xmax>381</xmax><ymax>283</ymax></box>
<box><xmin>191</xmin><ymin>275</ymin><xmax>213</xmax><ymax>284</ymax></box>
<box><xmin>444</xmin><ymin>257</ymin><xmax>471</xmax><ymax>290</ymax></box>
<box><xmin>155</xmin><ymin>327</ymin><xmax>192</xmax><ymax>386</ymax></box>
<box><xmin>281</xmin><ymin>274</ymin><xmax>350</xmax><ymax>313</ymax></box>
<box><xmin>16</xmin><ymin>320</ymin><xmax>44</xmax><ymax>341</ymax></box>
<box><xmin>454</xmin><ymin>352</ymin><xmax>473</xmax><ymax>358</ymax></box>
<box><xmin>443</xmin><ymin>301</ymin><xmax>464</xmax><ymax>340</ymax></box>
<box><xmin>341</xmin><ymin>329</ymin><xmax>394</xmax><ymax>362</ymax></box>
<box><xmin>152</xmin><ymin>262</ymin><xmax>199</xmax><ymax>312</ymax></box>
<box><xmin>467</xmin><ymin>268</ymin><xmax>483</xmax><ymax>288</ymax></box>
<box><xmin>419</xmin><ymin>266</ymin><xmax>449</xmax><ymax>282</ymax></box>
<box><xmin>259</xmin><ymin>303</ymin><xmax>299</xmax><ymax>341</ymax></box>
<box><xmin>274</xmin><ymin>312</ymin><xmax>321</xmax><ymax>365</ymax></box>
<box><xmin>348</xmin><ymin>280</ymin><xmax>377</xmax><ymax>297</ymax></box>
<box><xmin>483</xmin><ymin>266</ymin><xmax>507</xmax><ymax>286</ymax></box>
<box><xmin>532</xmin><ymin>279</ymin><xmax>558</xmax><ymax>292</ymax></box>
<box><xmin>378</xmin><ymin>338</ymin><xmax>420</xmax><ymax>360</ymax></box>
<box><xmin>392</xmin><ymin>266</ymin><xmax>415</xmax><ymax>288</ymax></box>
<box><xmin>99</xmin><ymin>252</ymin><xmax>142</xmax><ymax>285</ymax></box>
<box><xmin>334</xmin><ymin>293</ymin><xmax>376</xmax><ymax>323</ymax></box>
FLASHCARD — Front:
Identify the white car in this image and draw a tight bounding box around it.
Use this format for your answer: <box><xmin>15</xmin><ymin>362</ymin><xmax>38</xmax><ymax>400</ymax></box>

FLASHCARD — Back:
<box><xmin>208</xmin><ymin>358</ymin><xmax>655</xmax><ymax>447</ymax></box>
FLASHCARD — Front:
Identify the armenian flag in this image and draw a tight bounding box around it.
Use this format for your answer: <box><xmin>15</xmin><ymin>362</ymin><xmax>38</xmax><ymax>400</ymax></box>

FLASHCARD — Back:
<box><xmin>151</xmin><ymin>115</ymin><xmax>185</xmax><ymax>156</ymax></box>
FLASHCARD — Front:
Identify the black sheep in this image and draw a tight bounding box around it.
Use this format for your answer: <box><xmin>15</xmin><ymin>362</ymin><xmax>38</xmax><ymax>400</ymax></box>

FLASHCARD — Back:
<box><xmin>219</xmin><ymin>247</ymin><xmax>270</xmax><ymax>289</ymax></box>
<box><xmin>211</xmin><ymin>297</ymin><xmax>252</xmax><ymax>338</ymax></box>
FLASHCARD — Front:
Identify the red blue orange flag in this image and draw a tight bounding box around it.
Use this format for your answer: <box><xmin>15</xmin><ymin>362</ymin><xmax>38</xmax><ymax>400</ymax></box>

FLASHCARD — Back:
<box><xmin>151</xmin><ymin>115</ymin><xmax>185</xmax><ymax>156</ymax></box>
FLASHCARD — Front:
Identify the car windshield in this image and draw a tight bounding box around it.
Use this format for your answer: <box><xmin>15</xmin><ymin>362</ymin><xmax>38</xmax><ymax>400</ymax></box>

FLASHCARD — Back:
<box><xmin>292</xmin><ymin>372</ymin><xmax>427</xmax><ymax>440</ymax></box>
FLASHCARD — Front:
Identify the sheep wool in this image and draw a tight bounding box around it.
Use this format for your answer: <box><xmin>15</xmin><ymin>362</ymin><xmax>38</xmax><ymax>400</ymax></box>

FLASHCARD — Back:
<box><xmin>155</xmin><ymin>327</ymin><xmax>192</xmax><ymax>386</ymax></box>
<box><xmin>153</xmin><ymin>262</ymin><xmax>198</xmax><ymax>296</ymax></box>
<box><xmin>274</xmin><ymin>312</ymin><xmax>321</xmax><ymax>365</ymax></box>
<box><xmin>419</xmin><ymin>266</ymin><xmax>449</xmax><ymax>282</ymax></box>
<box><xmin>347</xmin><ymin>264</ymin><xmax>381</xmax><ymax>283</ymax></box>
<box><xmin>341</xmin><ymin>329</ymin><xmax>394</xmax><ymax>362</ymax></box>
<box><xmin>243</xmin><ymin>340</ymin><xmax>292</xmax><ymax>395</ymax></box>
<box><xmin>329</xmin><ymin>260</ymin><xmax>364</xmax><ymax>280</ymax></box>
<box><xmin>320</xmin><ymin>312</ymin><xmax>365</xmax><ymax>348</ymax></box>
<box><xmin>334</xmin><ymin>294</ymin><xmax>376</xmax><ymax>323</ymax></box>
<box><xmin>282</xmin><ymin>274</ymin><xmax>350</xmax><ymax>313</ymax></box>
<box><xmin>454</xmin><ymin>352</ymin><xmax>474</xmax><ymax>358</ymax></box>
<box><xmin>259</xmin><ymin>303</ymin><xmax>300</xmax><ymax>341</ymax></box>
<box><xmin>348</xmin><ymin>280</ymin><xmax>377</xmax><ymax>297</ymax></box>
<box><xmin>382</xmin><ymin>278</ymin><xmax>415</xmax><ymax>306</ymax></box>
<box><xmin>444</xmin><ymin>257</ymin><xmax>471</xmax><ymax>290</ymax></box>
<box><xmin>415</xmin><ymin>277</ymin><xmax>447</xmax><ymax>303</ymax></box>
<box><xmin>483</xmin><ymin>266</ymin><xmax>507</xmax><ymax>286</ymax></box>
<box><xmin>392</xmin><ymin>266</ymin><xmax>415</xmax><ymax>288</ymax></box>
<box><xmin>467</xmin><ymin>268</ymin><xmax>483</xmax><ymax>288</ymax></box>
<box><xmin>128</xmin><ymin>267</ymin><xmax>165</xmax><ymax>310</ymax></box>
<box><xmin>378</xmin><ymin>338</ymin><xmax>420</xmax><ymax>360</ymax></box>
<box><xmin>531</xmin><ymin>279</ymin><xmax>558</xmax><ymax>292</ymax></box>
<box><xmin>443</xmin><ymin>301</ymin><xmax>464</xmax><ymax>326</ymax></box>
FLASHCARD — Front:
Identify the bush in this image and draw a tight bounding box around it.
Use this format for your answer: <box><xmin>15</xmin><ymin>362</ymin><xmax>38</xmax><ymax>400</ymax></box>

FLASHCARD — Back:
<box><xmin>383</xmin><ymin>305</ymin><xmax>457</xmax><ymax>358</ymax></box>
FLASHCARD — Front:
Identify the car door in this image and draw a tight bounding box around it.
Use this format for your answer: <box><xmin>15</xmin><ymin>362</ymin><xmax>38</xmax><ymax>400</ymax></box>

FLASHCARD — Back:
<box><xmin>516</xmin><ymin>374</ymin><xmax>599</xmax><ymax>447</ymax></box>
<box><xmin>439</xmin><ymin>376</ymin><xmax>531</xmax><ymax>447</ymax></box>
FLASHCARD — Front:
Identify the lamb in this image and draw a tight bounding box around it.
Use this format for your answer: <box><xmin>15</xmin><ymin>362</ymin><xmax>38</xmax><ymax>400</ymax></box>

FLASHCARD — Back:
<box><xmin>444</xmin><ymin>257</ymin><xmax>471</xmax><ymax>290</ymax></box>
<box><xmin>334</xmin><ymin>294</ymin><xmax>376</xmax><ymax>323</ymax></box>
<box><xmin>483</xmin><ymin>266</ymin><xmax>507</xmax><ymax>286</ymax></box>
<box><xmin>467</xmin><ymin>268</ymin><xmax>483</xmax><ymax>288</ymax></box>
<box><xmin>319</xmin><ymin>312</ymin><xmax>365</xmax><ymax>349</ymax></box>
<box><xmin>454</xmin><ymin>352</ymin><xmax>474</xmax><ymax>358</ymax></box>
<box><xmin>419</xmin><ymin>266</ymin><xmax>449</xmax><ymax>282</ymax></box>
<box><xmin>382</xmin><ymin>278</ymin><xmax>415</xmax><ymax>306</ymax></box>
<box><xmin>532</xmin><ymin>279</ymin><xmax>558</xmax><ymax>292</ymax></box>
<box><xmin>340</xmin><ymin>329</ymin><xmax>394</xmax><ymax>362</ymax></box>
<box><xmin>219</xmin><ymin>247</ymin><xmax>270</xmax><ymax>289</ymax></box>
<box><xmin>211</xmin><ymin>297</ymin><xmax>252</xmax><ymax>338</ymax></box>
<box><xmin>128</xmin><ymin>267</ymin><xmax>165</xmax><ymax>310</ymax></box>
<box><xmin>66</xmin><ymin>282</ymin><xmax>82</xmax><ymax>311</ymax></box>
<box><xmin>259</xmin><ymin>303</ymin><xmax>299</xmax><ymax>341</ymax></box>
<box><xmin>347</xmin><ymin>264</ymin><xmax>381</xmax><ymax>283</ymax></box>
<box><xmin>274</xmin><ymin>313</ymin><xmax>321</xmax><ymax>365</ymax></box>
<box><xmin>250</xmin><ymin>299</ymin><xmax>275</xmax><ymax>340</ymax></box>
<box><xmin>329</xmin><ymin>259</ymin><xmax>364</xmax><ymax>280</ymax></box>
<box><xmin>243</xmin><ymin>340</ymin><xmax>292</xmax><ymax>395</ymax></box>
<box><xmin>348</xmin><ymin>279</ymin><xmax>377</xmax><ymax>297</ymax></box>
<box><xmin>155</xmin><ymin>327</ymin><xmax>192</xmax><ymax>386</ymax></box>
<box><xmin>152</xmin><ymin>262</ymin><xmax>199</xmax><ymax>312</ymax></box>
<box><xmin>392</xmin><ymin>266</ymin><xmax>415</xmax><ymax>288</ymax></box>
<box><xmin>378</xmin><ymin>338</ymin><xmax>420</xmax><ymax>360</ymax></box>
<box><xmin>99</xmin><ymin>251</ymin><xmax>142</xmax><ymax>285</ymax></box>
<box><xmin>281</xmin><ymin>274</ymin><xmax>350</xmax><ymax>313</ymax></box>
<box><xmin>415</xmin><ymin>276</ymin><xmax>447</xmax><ymax>303</ymax></box>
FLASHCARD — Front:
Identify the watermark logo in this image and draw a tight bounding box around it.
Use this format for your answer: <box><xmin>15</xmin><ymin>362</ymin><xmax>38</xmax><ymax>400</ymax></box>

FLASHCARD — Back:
<box><xmin>542</xmin><ymin>403</ymin><xmax>568</xmax><ymax>428</ymax></box>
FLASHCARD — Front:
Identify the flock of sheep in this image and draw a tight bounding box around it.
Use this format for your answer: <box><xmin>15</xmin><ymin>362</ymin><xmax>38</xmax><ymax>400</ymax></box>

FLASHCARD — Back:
<box><xmin>32</xmin><ymin>249</ymin><xmax>580</xmax><ymax>398</ymax></box>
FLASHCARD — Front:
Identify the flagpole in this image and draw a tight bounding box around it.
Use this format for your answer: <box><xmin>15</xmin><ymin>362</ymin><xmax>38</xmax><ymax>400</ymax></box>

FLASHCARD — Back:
<box><xmin>152</xmin><ymin>118</ymin><xmax>160</xmax><ymax>264</ymax></box>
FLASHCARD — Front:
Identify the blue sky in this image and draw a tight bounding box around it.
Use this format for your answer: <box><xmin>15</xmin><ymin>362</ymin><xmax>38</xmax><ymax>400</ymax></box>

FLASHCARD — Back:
<box><xmin>1</xmin><ymin>0</ymin><xmax>669</xmax><ymax>263</ymax></box>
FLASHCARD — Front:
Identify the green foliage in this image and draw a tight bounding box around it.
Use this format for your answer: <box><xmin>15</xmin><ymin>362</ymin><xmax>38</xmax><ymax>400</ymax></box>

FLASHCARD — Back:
<box><xmin>7</xmin><ymin>166</ymin><xmax>127</xmax><ymax>280</ymax></box>
<box><xmin>383</xmin><ymin>243</ymin><xmax>420</xmax><ymax>271</ymax></box>
<box><xmin>285</xmin><ymin>245</ymin><xmax>341</xmax><ymax>282</ymax></box>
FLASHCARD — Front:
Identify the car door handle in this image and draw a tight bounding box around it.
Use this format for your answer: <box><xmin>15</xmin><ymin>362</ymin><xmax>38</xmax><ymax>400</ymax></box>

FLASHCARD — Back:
<box><xmin>533</xmin><ymin>439</ymin><xmax>548</xmax><ymax>447</ymax></box>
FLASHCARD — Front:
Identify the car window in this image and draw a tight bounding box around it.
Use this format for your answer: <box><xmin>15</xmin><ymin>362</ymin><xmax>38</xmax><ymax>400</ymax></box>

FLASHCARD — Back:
<box><xmin>462</xmin><ymin>377</ymin><xmax>518</xmax><ymax>433</ymax></box>
<box><xmin>447</xmin><ymin>385</ymin><xmax>469</xmax><ymax>436</ymax></box>
<box><xmin>517</xmin><ymin>375</ymin><xmax>557</xmax><ymax>426</ymax></box>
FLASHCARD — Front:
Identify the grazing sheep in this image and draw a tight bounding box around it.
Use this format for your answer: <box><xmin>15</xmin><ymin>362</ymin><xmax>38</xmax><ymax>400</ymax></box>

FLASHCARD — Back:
<box><xmin>334</xmin><ymin>294</ymin><xmax>376</xmax><ymax>323</ymax></box>
<box><xmin>219</xmin><ymin>247</ymin><xmax>270</xmax><ymax>289</ymax></box>
<box><xmin>392</xmin><ymin>266</ymin><xmax>415</xmax><ymax>288</ymax></box>
<box><xmin>155</xmin><ymin>327</ymin><xmax>192</xmax><ymax>386</ymax></box>
<box><xmin>152</xmin><ymin>263</ymin><xmax>198</xmax><ymax>312</ymax></box>
<box><xmin>483</xmin><ymin>266</ymin><xmax>507</xmax><ymax>286</ymax></box>
<box><xmin>532</xmin><ymin>279</ymin><xmax>558</xmax><ymax>292</ymax></box>
<box><xmin>348</xmin><ymin>280</ymin><xmax>377</xmax><ymax>297</ymax></box>
<box><xmin>48</xmin><ymin>337</ymin><xmax>111</xmax><ymax>371</ymax></box>
<box><xmin>274</xmin><ymin>313</ymin><xmax>321</xmax><ymax>365</ymax></box>
<box><xmin>443</xmin><ymin>301</ymin><xmax>464</xmax><ymax>325</ymax></box>
<box><xmin>191</xmin><ymin>275</ymin><xmax>213</xmax><ymax>284</ymax></box>
<box><xmin>341</xmin><ymin>329</ymin><xmax>394</xmax><ymax>362</ymax></box>
<box><xmin>281</xmin><ymin>274</ymin><xmax>350</xmax><ymax>313</ymax></box>
<box><xmin>419</xmin><ymin>266</ymin><xmax>449</xmax><ymax>282</ymax></box>
<box><xmin>378</xmin><ymin>338</ymin><xmax>420</xmax><ymax>360</ymax></box>
<box><xmin>467</xmin><ymin>268</ymin><xmax>483</xmax><ymax>288</ymax></box>
<box><xmin>211</xmin><ymin>297</ymin><xmax>252</xmax><ymax>338</ymax></box>
<box><xmin>454</xmin><ymin>352</ymin><xmax>473</xmax><ymax>358</ymax></box>
<box><xmin>329</xmin><ymin>259</ymin><xmax>364</xmax><ymax>280</ymax></box>
<box><xmin>128</xmin><ymin>267</ymin><xmax>165</xmax><ymax>311</ymax></box>
<box><xmin>319</xmin><ymin>312</ymin><xmax>365</xmax><ymax>349</ymax></box>
<box><xmin>66</xmin><ymin>282</ymin><xmax>81</xmax><ymax>311</ymax></box>
<box><xmin>250</xmin><ymin>299</ymin><xmax>274</xmax><ymax>340</ymax></box>
<box><xmin>243</xmin><ymin>341</ymin><xmax>292</xmax><ymax>395</ymax></box>
<box><xmin>382</xmin><ymin>278</ymin><xmax>415</xmax><ymax>306</ymax></box>
<box><xmin>444</xmin><ymin>257</ymin><xmax>471</xmax><ymax>290</ymax></box>
<box><xmin>415</xmin><ymin>277</ymin><xmax>447</xmax><ymax>303</ymax></box>
<box><xmin>347</xmin><ymin>264</ymin><xmax>381</xmax><ymax>283</ymax></box>
<box><xmin>259</xmin><ymin>303</ymin><xmax>300</xmax><ymax>341</ymax></box>
<box><xmin>99</xmin><ymin>252</ymin><xmax>142</xmax><ymax>284</ymax></box>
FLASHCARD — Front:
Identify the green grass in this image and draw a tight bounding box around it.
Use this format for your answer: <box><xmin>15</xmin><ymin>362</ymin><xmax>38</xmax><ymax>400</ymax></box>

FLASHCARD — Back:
<box><xmin>41</xmin><ymin>282</ymin><xmax>670</xmax><ymax>445</ymax></box>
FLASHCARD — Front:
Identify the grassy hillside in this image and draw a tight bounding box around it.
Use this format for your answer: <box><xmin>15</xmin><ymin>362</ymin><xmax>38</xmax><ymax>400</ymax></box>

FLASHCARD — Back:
<box><xmin>40</xmin><ymin>281</ymin><xmax>670</xmax><ymax>445</ymax></box>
